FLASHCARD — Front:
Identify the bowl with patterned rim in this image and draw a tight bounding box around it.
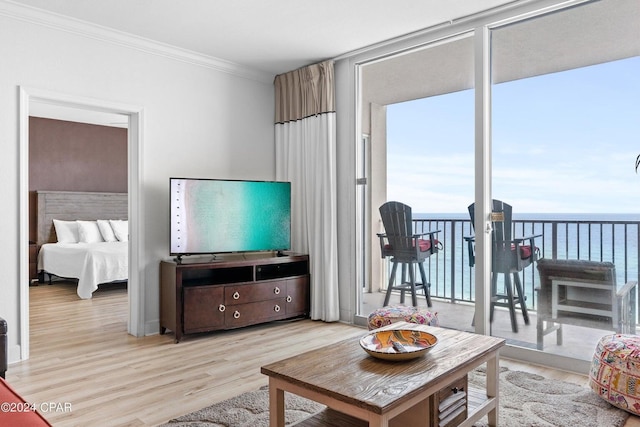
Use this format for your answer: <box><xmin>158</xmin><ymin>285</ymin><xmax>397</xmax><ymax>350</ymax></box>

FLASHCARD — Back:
<box><xmin>359</xmin><ymin>329</ymin><xmax>438</xmax><ymax>361</ymax></box>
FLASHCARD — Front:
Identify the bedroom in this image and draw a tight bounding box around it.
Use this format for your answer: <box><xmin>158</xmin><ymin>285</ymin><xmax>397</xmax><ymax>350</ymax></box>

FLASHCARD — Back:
<box><xmin>29</xmin><ymin>112</ymin><xmax>129</xmax><ymax>294</ymax></box>
<box><xmin>26</xmin><ymin>112</ymin><xmax>130</xmax><ymax>357</ymax></box>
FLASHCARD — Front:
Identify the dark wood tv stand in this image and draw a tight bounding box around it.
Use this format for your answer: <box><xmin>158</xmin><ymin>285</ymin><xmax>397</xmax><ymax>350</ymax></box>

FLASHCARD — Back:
<box><xmin>159</xmin><ymin>252</ymin><xmax>310</xmax><ymax>342</ymax></box>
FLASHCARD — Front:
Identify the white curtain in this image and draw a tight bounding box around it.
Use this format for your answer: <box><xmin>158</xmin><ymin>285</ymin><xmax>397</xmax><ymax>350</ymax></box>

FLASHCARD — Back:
<box><xmin>274</xmin><ymin>61</ymin><xmax>339</xmax><ymax>321</ymax></box>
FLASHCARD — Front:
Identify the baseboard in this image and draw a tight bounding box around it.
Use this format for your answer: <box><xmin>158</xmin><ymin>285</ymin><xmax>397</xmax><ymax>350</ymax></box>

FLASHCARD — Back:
<box><xmin>353</xmin><ymin>314</ymin><xmax>369</xmax><ymax>328</ymax></box>
<box><xmin>145</xmin><ymin>319</ymin><xmax>159</xmax><ymax>336</ymax></box>
<box><xmin>8</xmin><ymin>344</ymin><xmax>21</xmax><ymax>365</ymax></box>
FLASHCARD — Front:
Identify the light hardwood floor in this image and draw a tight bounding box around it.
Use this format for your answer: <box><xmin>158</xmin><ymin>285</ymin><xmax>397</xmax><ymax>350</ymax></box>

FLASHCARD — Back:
<box><xmin>6</xmin><ymin>283</ymin><xmax>640</xmax><ymax>426</ymax></box>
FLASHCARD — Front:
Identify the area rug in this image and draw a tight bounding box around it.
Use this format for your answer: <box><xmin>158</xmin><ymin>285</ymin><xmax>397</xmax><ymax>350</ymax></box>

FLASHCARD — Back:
<box><xmin>158</xmin><ymin>385</ymin><xmax>324</xmax><ymax>427</ymax></box>
<box><xmin>469</xmin><ymin>367</ymin><xmax>629</xmax><ymax>427</ymax></box>
<box><xmin>159</xmin><ymin>368</ymin><xmax>629</xmax><ymax>427</ymax></box>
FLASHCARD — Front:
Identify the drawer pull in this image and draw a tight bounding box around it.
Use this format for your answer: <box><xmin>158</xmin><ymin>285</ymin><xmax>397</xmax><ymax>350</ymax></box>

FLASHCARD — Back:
<box><xmin>286</xmin><ymin>295</ymin><xmax>292</xmax><ymax>303</ymax></box>
<box><xmin>274</xmin><ymin>287</ymin><xmax>281</xmax><ymax>295</ymax></box>
<box><xmin>233</xmin><ymin>291</ymin><xmax>240</xmax><ymax>300</ymax></box>
<box><xmin>274</xmin><ymin>305</ymin><xmax>281</xmax><ymax>312</ymax></box>
<box><xmin>233</xmin><ymin>310</ymin><xmax>240</xmax><ymax>319</ymax></box>
<box><xmin>452</xmin><ymin>386</ymin><xmax>464</xmax><ymax>394</ymax></box>
<box><xmin>218</xmin><ymin>304</ymin><xmax>226</xmax><ymax>312</ymax></box>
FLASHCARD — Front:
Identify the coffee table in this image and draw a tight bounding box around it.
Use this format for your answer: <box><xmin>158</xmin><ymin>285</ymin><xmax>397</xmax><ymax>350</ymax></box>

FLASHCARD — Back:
<box><xmin>261</xmin><ymin>322</ymin><xmax>505</xmax><ymax>427</ymax></box>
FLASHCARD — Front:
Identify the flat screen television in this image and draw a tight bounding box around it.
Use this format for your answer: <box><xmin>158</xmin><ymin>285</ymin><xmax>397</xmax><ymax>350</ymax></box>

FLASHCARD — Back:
<box><xmin>170</xmin><ymin>178</ymin><xmax>291</xmax><ymax>258</ymax></box>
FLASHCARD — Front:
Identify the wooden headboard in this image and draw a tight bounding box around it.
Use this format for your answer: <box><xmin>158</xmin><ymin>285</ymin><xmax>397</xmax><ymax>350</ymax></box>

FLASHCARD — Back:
<box><xmin>36</xmin><ymin>191</ymin><xmax>128</xmax><ymax>246</ymax></box>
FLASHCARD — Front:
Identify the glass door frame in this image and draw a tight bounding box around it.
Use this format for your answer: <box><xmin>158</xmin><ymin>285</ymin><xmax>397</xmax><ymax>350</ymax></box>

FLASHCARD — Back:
<box><xmin>347</xmin><ymin>0</ymin><xmax>601</xmax><ymax>373</ymax></box>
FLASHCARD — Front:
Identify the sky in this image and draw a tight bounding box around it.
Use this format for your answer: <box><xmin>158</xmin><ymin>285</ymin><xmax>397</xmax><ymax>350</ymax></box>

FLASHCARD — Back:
<box><xmin>387</xmin><ymin>56</ymin><xmax>640</xmax><ymax>215</ymax></box>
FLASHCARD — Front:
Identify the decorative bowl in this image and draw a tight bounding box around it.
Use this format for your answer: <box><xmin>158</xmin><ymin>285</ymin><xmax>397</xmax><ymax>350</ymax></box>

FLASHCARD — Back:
<box><xmin>359</xmin><ymin>329</ymin><xmax>438</xmax><ymax>361</ymax></box>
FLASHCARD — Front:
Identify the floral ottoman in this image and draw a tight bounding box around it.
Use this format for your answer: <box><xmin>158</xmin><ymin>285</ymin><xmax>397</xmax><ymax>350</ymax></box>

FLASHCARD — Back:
<box><xmin>367</xmin><ymin>304</ymin><xmax>439</xmax><ymax>330</ymax></box>
<box><xmin>589</xmin><ymin>334</ymin><xmax>640</xmax><ymax>415</ymax></box>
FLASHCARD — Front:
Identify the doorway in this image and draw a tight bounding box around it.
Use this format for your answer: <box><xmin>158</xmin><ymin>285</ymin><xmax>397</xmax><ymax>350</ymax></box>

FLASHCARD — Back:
<box><xmin>18</xmin><ymin>87</ymin><xmax>144</xmax><ymax>360</ymax></box>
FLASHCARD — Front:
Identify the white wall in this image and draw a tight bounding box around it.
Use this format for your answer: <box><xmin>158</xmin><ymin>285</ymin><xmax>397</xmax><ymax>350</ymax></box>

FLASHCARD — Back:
<box><xmin>0</xmin><ymin>12</ymin><xmax>275</xmax><ymax>362</ymax></box>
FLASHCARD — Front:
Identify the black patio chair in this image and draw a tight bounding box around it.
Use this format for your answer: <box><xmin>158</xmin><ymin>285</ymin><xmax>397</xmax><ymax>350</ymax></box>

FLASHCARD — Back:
<box><xmin>377</xmin><ymin>201</ymin><xmax>441</xmax><ymax>307</ymax></box>
<box><xmin>466</xmin><ymin>199</ymin><xmax>541</xmax><ymax>332</ymax></box>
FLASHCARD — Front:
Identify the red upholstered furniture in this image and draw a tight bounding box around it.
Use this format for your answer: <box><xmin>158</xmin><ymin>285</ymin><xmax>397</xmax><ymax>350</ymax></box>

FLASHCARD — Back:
<box><xmin>0</xmin><ymin>316</ymin><xmax>52</xmax><ymax>426</ymax></box>
<box><xmin>0</xmin><ymin>377</ymin><xmax>53</xmax><ymax>427</ymax></box>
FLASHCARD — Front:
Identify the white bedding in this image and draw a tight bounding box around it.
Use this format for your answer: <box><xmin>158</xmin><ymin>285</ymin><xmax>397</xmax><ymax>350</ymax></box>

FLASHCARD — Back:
<box><xmin>37</xmin><ymin>242</ymin><xmax>128</xmax><ymax>299</ymax></box>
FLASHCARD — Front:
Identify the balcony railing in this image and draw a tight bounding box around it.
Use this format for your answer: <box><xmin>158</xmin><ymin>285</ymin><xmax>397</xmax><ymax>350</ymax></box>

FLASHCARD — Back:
<box><xmin>394</xmin><ymin>216</ymin><xmax>640</xmax><ymax>312</ymax></box>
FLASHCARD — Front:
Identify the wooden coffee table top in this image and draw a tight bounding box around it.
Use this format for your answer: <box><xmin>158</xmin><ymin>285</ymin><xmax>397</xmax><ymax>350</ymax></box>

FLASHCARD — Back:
<box><xmin>261</xmin><ymin>322</ymin><xmax>505</xmax><ymax>415</ymax></box>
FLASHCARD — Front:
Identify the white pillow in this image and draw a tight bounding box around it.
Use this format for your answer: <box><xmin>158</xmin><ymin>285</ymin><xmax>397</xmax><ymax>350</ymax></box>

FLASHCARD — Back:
<box><xmin>53</xmin><ymin>219</ymin><xmax>79</xmax><ymax>243</ymax></box>
<box><xmin>109</xmin><ymin>220</ymin><xmax>128</xmax><ymax>242</ymax></box>
<box><xmin>77</xmin><ymin>220</ymin><xmax>104</xmax><ymax>243</ymax></box>
<box><xmin>97</xmin><ymin>219</ymin><xmax>117</xmax><ymax>242</ymax></box>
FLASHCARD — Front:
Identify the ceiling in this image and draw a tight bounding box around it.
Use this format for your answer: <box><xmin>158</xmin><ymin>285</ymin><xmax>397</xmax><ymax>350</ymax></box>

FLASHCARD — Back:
<box><xmin>9</xmin><ymin>0</ymin><xmax>517</xmax><ymax>76</ymax></box>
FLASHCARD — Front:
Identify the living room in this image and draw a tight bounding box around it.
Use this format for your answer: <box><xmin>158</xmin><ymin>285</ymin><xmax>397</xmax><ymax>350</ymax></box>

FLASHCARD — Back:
<box><xmin>1</xmin><ymin>0</ymin><xmax>639</xmax><ymax>426</ymax></box>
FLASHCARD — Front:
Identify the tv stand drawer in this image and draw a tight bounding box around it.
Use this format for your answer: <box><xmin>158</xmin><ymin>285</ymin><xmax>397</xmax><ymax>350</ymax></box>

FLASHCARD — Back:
<box><xmin>225</xmin><ymin>299</ymin><xmax>288</xmax><ymax>327</ymax></box>
<box><xmin>225</xmin><ymin>281</ymin><xmax>287</xmax><ymax>305</ymax></box>
<box><xmin>286</xmin><ymin>277</ymin><xmax>310</xmax><ymax>316</ymax></box>
<box><xmin>183</xmin><ymin>286</ymin><xmax>225</xmax><ymax>333</ymax></box>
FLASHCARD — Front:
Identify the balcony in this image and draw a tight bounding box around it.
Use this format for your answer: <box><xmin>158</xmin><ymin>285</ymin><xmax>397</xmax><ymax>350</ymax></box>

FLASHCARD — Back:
<box><xmin>363</xmin><ymin>215</ymin><xmax>640</xmax><ymax>361</ymax></box>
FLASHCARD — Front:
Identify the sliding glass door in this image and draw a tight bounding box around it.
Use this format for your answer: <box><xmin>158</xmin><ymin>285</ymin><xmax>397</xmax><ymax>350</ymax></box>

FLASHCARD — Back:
<box><xmin>353</xmin><ymin>0</ymin><xmax>639</xmax><ymax>371</ymax></box>
<box><xmin>489</xmin><ymin>0</ymin><xmax>640</xmax><ymax>360</ymax></box>
<box><xmin>358</xmin><ymin>34</ymin><xmax>475</xmax><ymax>324</ymax></box>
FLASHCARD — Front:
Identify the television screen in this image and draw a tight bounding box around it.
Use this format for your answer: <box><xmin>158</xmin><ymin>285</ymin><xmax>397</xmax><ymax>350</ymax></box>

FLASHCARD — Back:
<box><xmin>170</xmin><ymin>178</ymin><xmax>291</xmax><ymax>255</ymax></box>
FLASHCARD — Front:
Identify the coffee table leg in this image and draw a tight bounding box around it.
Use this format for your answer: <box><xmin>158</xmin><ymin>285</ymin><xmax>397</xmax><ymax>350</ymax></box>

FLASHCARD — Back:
<box><xmin>368</xmin><ymin>414</ymin><xmax>390</xmax><ymax>427</ymax></box>
<box><xmin>486</xmin><ymin>354</ymin><xmax>499</xmax><ymax>426</ymax></box>
<box><xmin>268</xmin><ymin>379</ymin><xmax>285</xmax><ymax>427</ymax></box>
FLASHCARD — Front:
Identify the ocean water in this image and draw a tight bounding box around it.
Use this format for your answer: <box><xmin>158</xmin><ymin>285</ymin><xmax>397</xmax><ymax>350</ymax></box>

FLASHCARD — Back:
<box><xmin>415</xmin><ymin>212</ymin><xmax>640</xmax><ymax>221</ymax></box>
<box><xmin>403</xmin><ymin>213</ymin><xmax>640</xmax><ymax>306</ymax></box>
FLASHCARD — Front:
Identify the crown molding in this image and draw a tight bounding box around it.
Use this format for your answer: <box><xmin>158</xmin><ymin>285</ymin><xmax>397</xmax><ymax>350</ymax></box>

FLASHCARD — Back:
<box><xmin>0</xmin><ymin>0</ymin><xmax>274</xmax><ymax>84</ymax></box>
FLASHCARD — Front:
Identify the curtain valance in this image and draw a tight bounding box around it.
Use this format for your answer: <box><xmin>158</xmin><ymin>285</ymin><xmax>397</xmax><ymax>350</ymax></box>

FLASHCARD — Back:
<box><xmin>274</xmin><ymin>60</ymin><xmax>335</xmax><ymax>124</ymax></box>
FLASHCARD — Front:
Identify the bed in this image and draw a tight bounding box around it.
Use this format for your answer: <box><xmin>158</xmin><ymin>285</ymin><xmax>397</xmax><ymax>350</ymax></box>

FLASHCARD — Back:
<box><xmin>36</xmin><ymin>191</ymin><xmax>128</xmax><ymax>299</ymax></box>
